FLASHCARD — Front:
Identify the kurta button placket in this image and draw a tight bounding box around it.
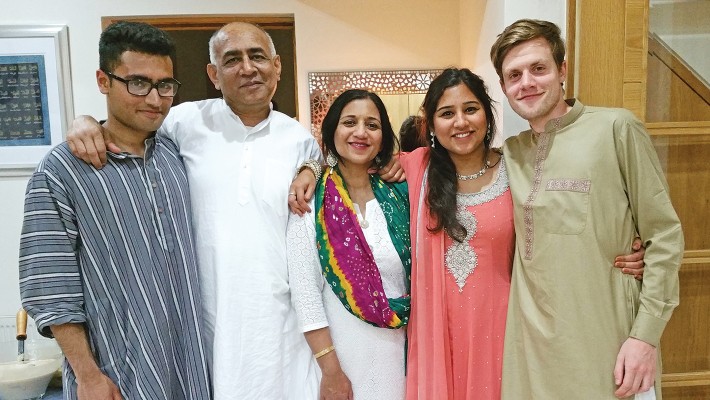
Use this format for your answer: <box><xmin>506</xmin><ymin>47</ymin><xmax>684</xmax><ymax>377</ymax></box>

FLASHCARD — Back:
<box><xmin>145</xmin><ymin>140</ymin><xmax>174</xmax><ymax>251</ymax></box>
<box><xmin>237</xmin><ymin>134</ymin><xmax>253</xmax><ymax>205</ymax></box>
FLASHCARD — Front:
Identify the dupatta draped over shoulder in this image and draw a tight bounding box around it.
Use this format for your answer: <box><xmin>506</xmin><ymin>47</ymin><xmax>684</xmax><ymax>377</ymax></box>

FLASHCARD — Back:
<box><xmin>401</xmin><ymin>148</ymin><xmax>514</xmax><ymax>400</ymax></box>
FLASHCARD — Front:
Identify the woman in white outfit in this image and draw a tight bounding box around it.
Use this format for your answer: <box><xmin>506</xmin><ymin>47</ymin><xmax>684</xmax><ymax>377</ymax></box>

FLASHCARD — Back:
<box><xmin>286</xmin><ymin>89</ymin><xmax>410</xmax><ymax>400</ymax></box>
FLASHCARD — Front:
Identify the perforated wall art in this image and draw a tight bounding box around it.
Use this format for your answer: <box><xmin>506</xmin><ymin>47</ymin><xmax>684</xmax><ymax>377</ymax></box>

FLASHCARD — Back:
<box><xmin>308</xmin><ymin>70</ymin><xmax>442</xmax><ymax>139</ymax></box>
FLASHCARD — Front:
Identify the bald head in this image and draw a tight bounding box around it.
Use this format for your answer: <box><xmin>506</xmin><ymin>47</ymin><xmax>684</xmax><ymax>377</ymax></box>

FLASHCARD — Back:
<box><xmin>205</xmin><ymin>21</ymin><xmax>282</xmax><ymax>123</ymax></box>
<box><xmin>209</xmin><ymin>22</ymin><xmax>276</xmax><ymax>64</ymax></box>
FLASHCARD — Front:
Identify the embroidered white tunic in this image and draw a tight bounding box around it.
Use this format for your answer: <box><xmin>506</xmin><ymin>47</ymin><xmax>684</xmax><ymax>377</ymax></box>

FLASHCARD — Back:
<box><xmin>160</xmin><ymin>99</ymin><xmax>322</xmax><ymax>399</ymax></box>
<box><xmin>287</xmin><ymin>199</ymin><xmax>407</xmax><ymax>400</ymax></box>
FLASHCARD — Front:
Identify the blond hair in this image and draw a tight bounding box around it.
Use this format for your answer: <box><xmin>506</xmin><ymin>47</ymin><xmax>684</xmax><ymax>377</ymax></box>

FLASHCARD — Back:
<box><xmin>490</xmin><ymin>19</ymin><xmax>566</xmax><ymax>80</ymax></box>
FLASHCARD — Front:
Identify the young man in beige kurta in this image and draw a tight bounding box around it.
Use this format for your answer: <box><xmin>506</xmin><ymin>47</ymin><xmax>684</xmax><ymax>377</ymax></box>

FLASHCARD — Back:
<box><xmin>492</xmin><ymin>20</ymin><xmax>683</xmax><ymax>399</ymax></box>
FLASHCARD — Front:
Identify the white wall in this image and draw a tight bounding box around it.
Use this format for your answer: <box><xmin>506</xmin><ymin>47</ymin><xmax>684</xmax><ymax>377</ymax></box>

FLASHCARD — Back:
<box><xmin>651</xmin><ymin>1</ymin><xmax>710</xmax><ymax>85</ymax></box>
<box><xmin>0</xmin><ymin>0</ymin><xmax>566</xmax><ymax>319</ymax></box>
<box><xmin>458</xmin><ymin>0</ymin><xmax>566</xmax><ymax>144</ymax></box>
<box><xmin>0</xmin><ymin>0</ymin><xmax>460</xmax><ymax>318</ymax></box>
<box><xmin>460</xmin><ymin>0</ymin><xmax>506</xmax><ymax>146</ymax></box>
<box><xmin>0</xmin><ymin>177</ymin><xmax>31</xmax><ymax>318</ymax></box>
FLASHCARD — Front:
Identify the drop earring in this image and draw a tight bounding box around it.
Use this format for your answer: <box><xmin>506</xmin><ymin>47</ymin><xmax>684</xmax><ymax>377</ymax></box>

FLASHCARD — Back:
<box><xmin>326</xmin><ymin>151</ymin><xmax>338</xmax><ymax>167</ymax></box>
<box><xmin>430</xmin><ymin>131</ymin><xmax>436</xmax><ymax>148</ymax></box>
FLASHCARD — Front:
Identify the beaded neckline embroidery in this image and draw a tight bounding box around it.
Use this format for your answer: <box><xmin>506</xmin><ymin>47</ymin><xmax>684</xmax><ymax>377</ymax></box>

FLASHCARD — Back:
<box><xmin>445</xmin><ymin>159</ymin><xmax>509</xmax><ymax>291</ymax></box>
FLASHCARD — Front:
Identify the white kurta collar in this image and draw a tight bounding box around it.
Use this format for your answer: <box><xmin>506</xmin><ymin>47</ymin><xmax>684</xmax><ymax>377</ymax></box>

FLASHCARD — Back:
<box><xmin>220</xmin><ymin>98</ymin><xmax>275</xmax><ymax>137</ymax></box>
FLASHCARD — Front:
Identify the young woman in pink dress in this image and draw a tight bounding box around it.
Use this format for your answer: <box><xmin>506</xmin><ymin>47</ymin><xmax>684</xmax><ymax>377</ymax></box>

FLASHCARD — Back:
<box><xmin>401</xmin><ymin>68</ymin><xmax>512</xmax><ymax>400</ymax></box>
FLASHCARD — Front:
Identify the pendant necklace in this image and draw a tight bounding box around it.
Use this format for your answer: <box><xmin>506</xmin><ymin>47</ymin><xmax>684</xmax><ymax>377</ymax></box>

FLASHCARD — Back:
<box><xmin>456</xmin><ymin>158</ymin><xmax>491</xmax><ymax>181</ymax></box>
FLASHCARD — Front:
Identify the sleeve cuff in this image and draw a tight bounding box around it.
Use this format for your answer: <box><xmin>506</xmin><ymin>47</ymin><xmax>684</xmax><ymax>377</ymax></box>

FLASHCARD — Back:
<box><xmin>629</xmin><ymin>311</ymin><xmax>668</xmax><ymax>347</ymax></box>
<box><xmin>301</xmin><ymin>321</ymin><xmax>329</xmax><ymax>334</ymax></box>
<box><xmin>35</xmin><ymin>313</ymin><xmax>87</xmax><ymax>338</ymax></box>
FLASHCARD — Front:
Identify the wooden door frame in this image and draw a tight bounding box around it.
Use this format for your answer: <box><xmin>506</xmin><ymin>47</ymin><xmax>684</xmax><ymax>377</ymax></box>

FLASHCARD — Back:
<box><xmin>569</xmin><ymin>1</ymin><xmax>710</xmax><ymax>396</ymax></box>
<box><xmin>100</xmin><ymin>15</ymin><xmax>299</xmax><ymax>118</ymax></box>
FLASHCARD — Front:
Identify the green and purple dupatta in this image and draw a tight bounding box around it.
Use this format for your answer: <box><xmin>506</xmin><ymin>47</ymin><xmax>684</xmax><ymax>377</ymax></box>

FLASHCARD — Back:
<box><xmin>315</xmin><ymin>166</ymin><xmax>411</xmax><ymax>329</ymax></box>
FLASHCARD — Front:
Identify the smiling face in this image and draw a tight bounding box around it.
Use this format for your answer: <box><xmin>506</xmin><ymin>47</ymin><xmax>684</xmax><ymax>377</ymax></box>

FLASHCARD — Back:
<box><xmin>207</xmin><ymin>23</ymin><xmax>281</xmax><ymax>118</ymax></box>
<box><xmin>333</xmin><ymin>99</ymin><xmax>383</xmax><ymax>170</ymax></box>
<box><xmin>500</xmin><ymin>37</ymin><xmax>568</xmax><ymax>131</ymax></box>
<box><xmin>432</xmin><ymin>83</ymin><xmax>488</xmax><ymax>165</ymax></box>
<box><xmin>99</xmin><ymin>51</ymin><xmax>174</xmax><ymax>135</ymax></box>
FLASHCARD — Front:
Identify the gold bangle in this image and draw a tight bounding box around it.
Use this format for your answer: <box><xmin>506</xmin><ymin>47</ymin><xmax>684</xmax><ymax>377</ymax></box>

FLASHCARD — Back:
<box><xmin>297</xmin><ymin>159</ymin><xmax>323</xmax><ymax>181</ymax></box>
<box><xmin>314</xmin><ymin>345</ymin><xmax>335</xmax><ymax>359</ymax></box>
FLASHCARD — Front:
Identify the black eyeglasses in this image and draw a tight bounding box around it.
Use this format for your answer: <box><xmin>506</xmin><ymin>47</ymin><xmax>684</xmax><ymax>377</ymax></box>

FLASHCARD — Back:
<box><xmin>102</xmin><ymin>70</ymin><xmax>181</xmax><ymax>97</ymax></box>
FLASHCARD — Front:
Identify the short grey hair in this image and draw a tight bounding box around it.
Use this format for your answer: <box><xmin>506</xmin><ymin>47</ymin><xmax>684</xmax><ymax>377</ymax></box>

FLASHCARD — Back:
<box><xmin>208</xmin><ymin>23</ymin><xmax>277</xmax><ymax>64</ymax></box>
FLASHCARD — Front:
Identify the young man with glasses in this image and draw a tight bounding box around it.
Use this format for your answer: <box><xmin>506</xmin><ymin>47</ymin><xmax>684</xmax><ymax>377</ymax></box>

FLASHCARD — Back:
<box><xmin>65</xmin><ymin>22</ymin><xmax>323</xmax><ymax>399</ymax></box>
<box><xmin>19</xmin><ymin>21</ymin><xmax>211</xmax><ymax>400</ymax></box>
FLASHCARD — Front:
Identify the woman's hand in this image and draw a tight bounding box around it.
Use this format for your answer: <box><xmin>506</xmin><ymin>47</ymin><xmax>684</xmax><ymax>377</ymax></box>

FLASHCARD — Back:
<box><xmin>304</xmin><ymin>328</ymin><xmax>353</xmax><ymax>400</ymax></box>
<box><xmin>614</xmin><ymin>237</ymin><xmax>646</xmax><ymax>280</ymax></box>
<box><xmin>320</xmin><ymin>367</ymin><xmax>354</xmax><ymax>400</ymax></box>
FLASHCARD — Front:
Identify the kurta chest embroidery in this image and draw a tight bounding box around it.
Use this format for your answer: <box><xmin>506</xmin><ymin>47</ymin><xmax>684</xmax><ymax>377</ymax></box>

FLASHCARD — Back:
<box><xmin>445</xmin><ymin>160</ymin><xmax>509</xmax><ymax>291</ymax></box>
<box><xmin>522</xmin><ymin>118</ymin><xmax>561</xmax><ymax>260</ymax></box>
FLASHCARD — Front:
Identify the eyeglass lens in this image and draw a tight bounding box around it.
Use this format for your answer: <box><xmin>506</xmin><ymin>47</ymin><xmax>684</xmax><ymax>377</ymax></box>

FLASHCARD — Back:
<box><xmin>127</xmin><ymin>79</ymin><xmax>179</xmax><ymax>97</ymax></box>
<box><xmin>104</xmin><ymin>70</ymin><xmax>180</xmax><ymax>97</ymax></box>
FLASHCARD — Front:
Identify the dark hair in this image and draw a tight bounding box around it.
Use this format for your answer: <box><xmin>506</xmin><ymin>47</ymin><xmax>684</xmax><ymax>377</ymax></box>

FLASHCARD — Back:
<box><xmin>490</xmin><ymin>19</ymin><xmax>565</xmax><ymax>81</ymax></box>
<box><xmin>99</xmin><ymin>21</ymin><xmax>176</xmax><ymax>73</ymax></box>
<box><xmin>398</xmin><ymin>115</ymin><xmax>426</xmax><ymax>152</ymax></box>
<box><xmin>422</xmin><ymin>68</ymin><xmax>497</xmax><ymax>241</ymax></box>
<box><xmin>321</xmin><ymin>89</ymin><xmax>398</xmax><ymax>168</ymax></box>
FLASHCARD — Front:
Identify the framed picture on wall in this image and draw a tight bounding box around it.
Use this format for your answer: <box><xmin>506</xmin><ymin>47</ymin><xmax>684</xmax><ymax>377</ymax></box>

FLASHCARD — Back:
<box><xmin>0</xmin><ymin>25</ymin><xmax>73</xmax><ymax>175</ymax></box>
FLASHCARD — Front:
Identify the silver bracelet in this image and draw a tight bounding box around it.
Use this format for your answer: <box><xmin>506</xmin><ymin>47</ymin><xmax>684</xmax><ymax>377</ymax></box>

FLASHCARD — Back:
<box><xmin>297</xmin><ymin>159</ymin><xmax>323</xmax><ymax>181</ymax></box>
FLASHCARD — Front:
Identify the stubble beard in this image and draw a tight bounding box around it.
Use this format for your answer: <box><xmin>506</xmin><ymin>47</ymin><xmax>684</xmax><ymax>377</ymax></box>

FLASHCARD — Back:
<box><xmin>510</xmin><ymin>91</ymin><xmax>561</xmax><ymax>128</ymax></box>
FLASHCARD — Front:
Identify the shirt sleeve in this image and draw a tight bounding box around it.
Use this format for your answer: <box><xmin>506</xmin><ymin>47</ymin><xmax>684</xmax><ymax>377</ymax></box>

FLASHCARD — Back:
<box><xmin>19</xmin><ymin>167</ymin><xmax>86</xmax><ymax>337</ymax></box>
<box><xmin>157</xmin><ymin>107</ymin><xmax>178</xmax><ymax>145</ymax></box>
<box><xmin>305</xmin><ymin>134</ymin><xmax>324</xmax><ymax>164</ymax></box>
<box><xmin>286</xmin><ymin>201</ymin><xmax>329</xmax><ymax>332</ymax></box>
<box><xmin>614</xmin><ymin>111</ymin><xmax>684</xmax><ymax>347</ymax></box>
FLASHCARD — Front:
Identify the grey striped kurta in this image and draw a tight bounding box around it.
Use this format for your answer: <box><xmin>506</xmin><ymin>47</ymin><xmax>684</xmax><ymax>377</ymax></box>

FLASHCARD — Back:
<box><xmin>19</xmin><ymin>137</ymin><xmax>211</xmax><ymax>400</ymax></box>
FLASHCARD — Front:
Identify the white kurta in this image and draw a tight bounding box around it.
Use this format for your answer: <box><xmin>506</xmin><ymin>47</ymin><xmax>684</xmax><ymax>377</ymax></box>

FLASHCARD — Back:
<box><xmin>160</xmin><ymin>99</ymin><xmax>322</xmax><ymax>399</ymax></box>
<box><xmin>287</xmin><ymin>198</ymin><xmax>407</xmax><ymax>400</ymax></box>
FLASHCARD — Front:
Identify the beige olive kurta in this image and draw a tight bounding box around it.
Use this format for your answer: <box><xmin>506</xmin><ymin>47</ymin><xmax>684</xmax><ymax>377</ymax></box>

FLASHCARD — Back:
<box><xmin>501</xmin><ymin>100</ymin><xmax>683</xmax><ymax>399</ymax></box>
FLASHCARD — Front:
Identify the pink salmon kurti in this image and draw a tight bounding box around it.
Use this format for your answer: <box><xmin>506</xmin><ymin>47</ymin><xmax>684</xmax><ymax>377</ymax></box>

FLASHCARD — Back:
<box><xmin>401</xmin><ymin>148</ymin><xmax>514</xmax><ymax>400</ymax></box>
